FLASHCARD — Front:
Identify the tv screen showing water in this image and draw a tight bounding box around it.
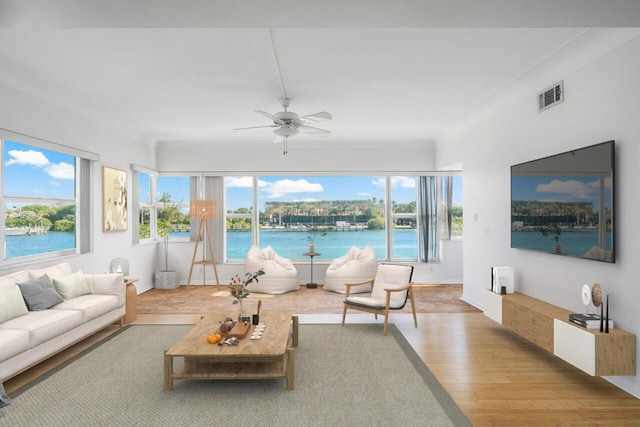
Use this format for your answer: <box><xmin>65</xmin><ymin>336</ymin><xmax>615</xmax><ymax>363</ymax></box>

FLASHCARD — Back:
<box><xmin>511</xmin><ymin>140</ymin><xmax>614</xmax><ymax>263</ymax></box>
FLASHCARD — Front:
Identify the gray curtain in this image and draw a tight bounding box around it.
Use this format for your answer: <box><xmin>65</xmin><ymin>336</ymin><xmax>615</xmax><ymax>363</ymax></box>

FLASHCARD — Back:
<box><xmin>417</xmin><ymin>176</ymin><xmax>438</xmax><ymax>262</ymax></box>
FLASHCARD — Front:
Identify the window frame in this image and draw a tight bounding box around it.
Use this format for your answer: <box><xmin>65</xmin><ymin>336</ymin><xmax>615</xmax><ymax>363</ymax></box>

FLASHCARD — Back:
<box><xmin>1</xmin><ymin>131</ymin><xmax>97</xmax><ymax>266</ymax></box>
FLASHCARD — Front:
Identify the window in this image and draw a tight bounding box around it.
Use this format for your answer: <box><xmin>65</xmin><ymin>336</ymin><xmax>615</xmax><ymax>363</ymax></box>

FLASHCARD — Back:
<box><xmin>138</xmin><ymin>171</ymin><xmax>151</xmax><ymax>240</ymax></box>
<box><xmin>390</xmin><ymin>176</ymin><xmax>418</xmax><ymax>260</ymax></box>
<box><xmin>155</xmin><ymin>176</ymin><xmax>190</xmax><ymax>241</ymax></box>
<box><xmin>2</xmin><ymin>139</ymin><xmax>80</xmax><ymax>261</ymax></box>
<box><xmin>225</xmin><ymin>176</ymin><xmax>254</xmax><ymax>261</ymax></box>
<box><xmin>223</xmin><ymin>175</ymin><xmax>452</xmax><ymax>262</ymax></box>
<box><xmin>441</xmin><ymin>175</ymin><xmax>463</xmax><ymax>239</ymax></box>
<box><xmin>258</xmin><ymin>176</ymin><xmax>386</xmax><ymax>260</ymax></box>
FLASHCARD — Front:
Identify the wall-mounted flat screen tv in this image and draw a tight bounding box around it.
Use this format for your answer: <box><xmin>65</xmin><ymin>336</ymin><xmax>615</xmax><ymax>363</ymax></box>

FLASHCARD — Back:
<box><xmin>511</xmin><ymin>140</ymin><xmax>614</xmax><ymax>263</ymax></box>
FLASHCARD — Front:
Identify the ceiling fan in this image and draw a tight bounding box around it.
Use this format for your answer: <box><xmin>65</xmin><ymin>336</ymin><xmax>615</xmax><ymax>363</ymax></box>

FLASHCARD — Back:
<box><xmin>234</xmin><ymin>98</ymin><xmax>332</xmax><ymax>154</ymax></box>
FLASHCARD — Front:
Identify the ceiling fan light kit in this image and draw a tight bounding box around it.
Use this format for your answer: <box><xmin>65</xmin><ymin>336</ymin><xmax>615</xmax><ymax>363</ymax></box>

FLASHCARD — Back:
<box><xmin>235</xmin><ymin>97</ymin><xmax>332</xmax><ymax>154</ymax></box>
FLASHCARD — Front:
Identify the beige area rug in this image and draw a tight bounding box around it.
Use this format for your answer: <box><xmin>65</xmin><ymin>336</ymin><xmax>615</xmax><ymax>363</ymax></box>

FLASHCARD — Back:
<box><xmin>137</xmin><ymin>284</ymin><xmax>480</xmax><ymax>315</ymax></box>
<box><xmin>4</xmin><ymin>324</ymin><xmax>471</xmax><ymax>426</ymax></box>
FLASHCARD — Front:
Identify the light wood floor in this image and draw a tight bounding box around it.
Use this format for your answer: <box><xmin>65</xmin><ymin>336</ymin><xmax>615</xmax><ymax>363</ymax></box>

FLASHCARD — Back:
<box><xmin>4</xmin><ymin>302</ymin><xmax>639</xmax><ymax>426</ymax></box>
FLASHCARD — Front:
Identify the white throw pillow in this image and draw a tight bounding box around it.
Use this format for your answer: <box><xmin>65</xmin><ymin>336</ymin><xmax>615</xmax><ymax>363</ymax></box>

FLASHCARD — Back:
<box><xmin>28</xmin><ymin>262</ymin><xmax>73</xmax><ymax>280</ymax></box>
<box><xmin>53</xmin><ymin>271</ymin><xmax>90</xmax><ymax>300</ymax></box>
<box><xmin>0</xmin><ymin>285</ymin><xmax>29</xmax><ymax>323</ymax></box>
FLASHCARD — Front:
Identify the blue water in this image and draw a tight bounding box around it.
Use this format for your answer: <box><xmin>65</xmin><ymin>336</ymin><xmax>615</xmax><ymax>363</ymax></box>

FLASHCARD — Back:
<box><xmin>511</xmin><ymin>230</ymin><xmax>612</xmax><ymax>257</ymax></box>
<box><xmin>6</xmin><ymin>232</ymin><xmax>76</xmax><ymax>258</ymax></box>
<box><xmin>225</xmin><ymin>229</ymin><xmax>418</xmax><ymax>260</ymax></box>
<box><xmin>6</xmin><ymin>229</ymin><xmax>418</xmax><ymax>261</ymax></box>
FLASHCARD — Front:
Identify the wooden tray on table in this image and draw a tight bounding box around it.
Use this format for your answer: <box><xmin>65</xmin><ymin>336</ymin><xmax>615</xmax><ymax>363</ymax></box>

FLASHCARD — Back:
<box><xmin>219</xmin><ymin>320</ymin><xmax>251</xmax><ymax>338</ymax></box>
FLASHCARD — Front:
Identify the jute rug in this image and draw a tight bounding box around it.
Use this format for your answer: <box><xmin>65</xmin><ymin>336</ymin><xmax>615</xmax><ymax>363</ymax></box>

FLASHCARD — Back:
<box><xmin>3</xmin><ymin>324</ymin><xmax>470</xmax><ymax>427</ymax></box>
<box><xmin>137</xmin><ymin>284</ymin><xmax>480</xmax><ymax>315</ymax></box>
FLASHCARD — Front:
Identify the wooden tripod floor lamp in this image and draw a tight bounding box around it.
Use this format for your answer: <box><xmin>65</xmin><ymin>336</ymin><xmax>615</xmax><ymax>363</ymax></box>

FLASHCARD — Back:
<box><xmin>187</xmin><ymin>200</ymin><xmax>220</xmax><ymax>287</ymax></box>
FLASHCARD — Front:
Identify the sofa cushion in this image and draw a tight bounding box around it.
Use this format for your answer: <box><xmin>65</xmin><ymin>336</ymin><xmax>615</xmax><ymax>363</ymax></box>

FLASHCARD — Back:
<box><xmin>0</xmin><ymin>310</ymin><xmax>82</xmax><ymax>347</ymax></box>
<box><xmin>53</xmin><ymin>271</ymin><xmax>90</xmax><ymax>300</ymax></box>
<box><xmin>0</xmin><ymin>270</ymin><xmax>30</xmax><ymax>291</ymax></box>
<box><xmin>0</xmin><ymin>285</ymin><xmax>29</xmax><ymax>323</ymax></box>
<box><xmin>0</xmin><ymin>329</ymin><xmax>30</xmax><ymax>363</ymax></box>
<box><xmin>17</xmin><ymin>274</ymin><xmax>63</xmax><ymax>311</ymax></box>
<box><xmin>28</xmin><ymin>262</ymin><xmax>73</xmax><ymax>280</ymax></box>
<box><xmin>53</xmin><ymin>294</ymin><xmax>119</xmax><ymax>323</ymax></box>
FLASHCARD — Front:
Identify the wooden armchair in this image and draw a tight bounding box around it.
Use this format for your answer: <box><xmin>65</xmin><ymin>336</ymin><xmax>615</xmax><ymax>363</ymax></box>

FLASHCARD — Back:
<box><xmin>341</xmin><ymin>264</ymin><xmax>417</xmax><ymax>335</ymax></box>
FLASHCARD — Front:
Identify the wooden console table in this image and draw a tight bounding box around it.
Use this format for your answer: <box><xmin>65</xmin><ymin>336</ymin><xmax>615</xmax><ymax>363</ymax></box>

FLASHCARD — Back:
<box><xmin>484</xmin><ymin>290</ymin><xmax>636</xmax><ymax>376</ymax></box>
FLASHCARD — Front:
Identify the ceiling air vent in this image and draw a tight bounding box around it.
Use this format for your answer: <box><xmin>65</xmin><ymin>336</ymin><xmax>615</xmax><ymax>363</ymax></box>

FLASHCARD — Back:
<box><xmin>538</xmin><ymin>81</ymin><xmax>563</xmax><ymax>112</ymax></box>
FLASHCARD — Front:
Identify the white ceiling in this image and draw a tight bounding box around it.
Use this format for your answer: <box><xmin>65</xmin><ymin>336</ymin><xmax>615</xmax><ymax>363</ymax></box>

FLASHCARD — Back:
<box><xmin>1</xmin><ymin>1</ymin><xmax>639</xmax><ymax>146</ymax></box>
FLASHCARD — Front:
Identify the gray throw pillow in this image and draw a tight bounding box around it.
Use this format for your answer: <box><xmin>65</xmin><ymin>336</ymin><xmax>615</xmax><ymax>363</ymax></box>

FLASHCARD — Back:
<box><xmin>18</xmin><ymin>274</ymin><xmax>63</xmax><ymax>311</ymax></box>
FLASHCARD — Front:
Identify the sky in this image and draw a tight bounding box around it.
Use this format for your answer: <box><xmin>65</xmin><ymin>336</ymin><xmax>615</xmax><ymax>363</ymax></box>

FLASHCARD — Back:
<box><xmin>511</xmin><ymin>176</ymin><xmax>611</xmax><ymax>207</ymax></box>
<box><xmin>2</xmin><ymin>140</ymin><xmax>462</xmax><ymax>212</ymax></box>
<box><xmin>150</xmin><ymin>175</ymin><xmax>462</xmax><ymax>212</ymax></box>
<box><xmin>3</xmin><ymin>140</ymin><xmax>75</xmax><ymax>200</ymax></box>
<box><xmin>227</xmin><ymin>175</ymin><xmax>414</xmax><ymax>211</ymax></box>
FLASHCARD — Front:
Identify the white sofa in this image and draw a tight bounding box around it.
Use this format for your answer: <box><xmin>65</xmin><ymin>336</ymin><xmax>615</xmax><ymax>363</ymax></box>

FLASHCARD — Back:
<box><xmin>0</xmin><ymin>262</ymin><xmax>125</xmax><ymax>381</ymax></box>
<box><xmin>244</xmin><ymin>246</ymin><xmax>300</xmax><ymax>294</ymax></box>
<box><xmin>323</xmin><ymin>245</ymin><xmax>379</xmax><ymax>294</ymax></box>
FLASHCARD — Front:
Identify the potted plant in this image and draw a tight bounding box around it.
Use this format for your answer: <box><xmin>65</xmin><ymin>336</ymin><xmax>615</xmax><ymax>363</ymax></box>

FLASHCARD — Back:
<box><xmin>155</xmin><ymin>195</ymin><xmax>182</xmax><ymax>289</ymax></box>
<box><xmin>229</xmin><ymin>269</ymin><xmax>265</xmax><ymax>320</ymax></box>
<box><xmin>306</xmin><ymin>224</ymin><xmax>332</xmax><ymax>254</ymax></box>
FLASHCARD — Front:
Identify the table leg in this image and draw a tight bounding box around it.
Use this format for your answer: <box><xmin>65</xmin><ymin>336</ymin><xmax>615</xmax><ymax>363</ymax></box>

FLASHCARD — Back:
<box><xmin>285</xmin><ymin>347</ymin><xmax>294</xmax><ymax>390</ymax></box>
<box><xmin>164</xmin><ymin>350</ymin><xmax>173</xmax><ymax>391</ymax></box>
<box><xmin>292</xmin><ymin>315</ymin><xmax>299</xmax><ymax>347</ymax></box>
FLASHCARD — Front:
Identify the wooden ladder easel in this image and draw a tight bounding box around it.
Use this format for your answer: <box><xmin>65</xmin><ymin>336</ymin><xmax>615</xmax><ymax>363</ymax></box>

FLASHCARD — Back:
<box><xmin>186</xmin><ymin>218</ymin><xmax>220</xmax><ymax>287</ymax></box>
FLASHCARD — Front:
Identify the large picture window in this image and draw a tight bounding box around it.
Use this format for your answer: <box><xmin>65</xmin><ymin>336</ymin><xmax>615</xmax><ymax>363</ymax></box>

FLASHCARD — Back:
<box><xmin>132</xmin><ymin>173</ymin><xmax>461</xmax><ymax>263</ymax></box>
<box><xmin>223</xmin><ymin>175</ymin><xmax>459</xmax><ymax>262</ymax></box>
<box><xmin>2</xmin><ymin>139</ymin><xmax>78</xmax><ymax>261</ymax></box>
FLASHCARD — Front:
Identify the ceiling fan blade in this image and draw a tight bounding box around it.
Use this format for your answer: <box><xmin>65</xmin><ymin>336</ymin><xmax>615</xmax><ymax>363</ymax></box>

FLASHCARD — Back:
<box><xmin>254</xmin><ymin>110</ymin><xmax>284</xmax><ymax>125</ymax></box>
<box><xmin>234</xmin><ymin>125</ymin><xmax>279</xmax><ymax>131</ymax></box>
<box><xmin>298</xmin><ymin>124</ymin><xmax>331</xmax><ymax>135</ymax></box>
<box><xmin>299</xmin><ymin>111</ymin><xmax>332</xmax><ymax>123</ymax></box>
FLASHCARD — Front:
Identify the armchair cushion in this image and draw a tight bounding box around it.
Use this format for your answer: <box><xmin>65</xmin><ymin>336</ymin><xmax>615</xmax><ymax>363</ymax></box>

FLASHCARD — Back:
<box><xmin>342</xmin><ymin>264</ymin><xmax>416</xmax><ymax>335</ymax></box>
<box><xmin>323</xmin><ymin>245</ymin><xmax>378</xmax><ymax>294</ymax></box>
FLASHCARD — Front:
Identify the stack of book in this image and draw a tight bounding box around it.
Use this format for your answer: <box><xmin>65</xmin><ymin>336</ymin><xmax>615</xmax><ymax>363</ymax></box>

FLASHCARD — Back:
<box><xmin>568</xmin><ymin>313</ymin><xmax>614</xmax><ymax>330</ymax></box>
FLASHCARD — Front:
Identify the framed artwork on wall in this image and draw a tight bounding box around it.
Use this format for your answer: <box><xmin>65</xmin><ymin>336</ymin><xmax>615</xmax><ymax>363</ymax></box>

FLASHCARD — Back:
<box><xmin>102</xmin><ymin>165</ymin><xmax>128</xmax><ymax>232</ymax></box>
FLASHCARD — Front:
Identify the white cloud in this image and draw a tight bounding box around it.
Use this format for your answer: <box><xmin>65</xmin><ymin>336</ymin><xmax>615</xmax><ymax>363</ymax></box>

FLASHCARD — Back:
<box><xmin>226</xmin><ymin>176</ymin><xmax>253</xmax><ymax>188</ymax></box>
<box><xmin>5</xmin><ymin>149</ymin><xmax>50</xmax><ymax>167</ymax></box>
<box><xmin>391</xmin><ymin>176</ymin><xmax>416</xmax><ymax>188</ymax></box>
<box><xmin>536</xmin><ymin>179</ymin><xmax>594</xmax><ymax>199</ymax></box>
<box><xmin>6</xmin><ymin>149</ymin><xmax>74</xmax><ymax>180</ymax></box>
<box><xmin>371</xmin><ymin>178</ymin><xmax>385</xmax><ymax>188</ymax></box>
<box><xmin>261</xmin><ymin>179</ymin><xmax>324</xmax><ymax>198</ymax></box>
<box><xmin>45</xmin><ymin>162</ymin><xmax>75</xmax><ymax>180</ymax></box>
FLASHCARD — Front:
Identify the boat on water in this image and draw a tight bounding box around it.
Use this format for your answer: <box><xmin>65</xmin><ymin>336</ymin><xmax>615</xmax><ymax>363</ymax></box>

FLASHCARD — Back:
<box><xmin>5</xmin><ymin>227</ymin><xmax>29</xmax><ymax>236</ymax></box>
<box><xmin>4</xmin><ymin>226</ymin><xmax>48</xmax><ymax>236</ymax></box>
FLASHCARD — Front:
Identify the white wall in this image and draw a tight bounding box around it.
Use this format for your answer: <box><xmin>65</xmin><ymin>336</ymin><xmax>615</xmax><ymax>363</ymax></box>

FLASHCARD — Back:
<box><xmin>0</xmin><ymin>84</ymin><xmax>159</xmax><ymax>294</ymax></box>
<box><xmin>437</xmin><ymin>36</ymin><xmax>640</xmax><ymax>397</ymax></box>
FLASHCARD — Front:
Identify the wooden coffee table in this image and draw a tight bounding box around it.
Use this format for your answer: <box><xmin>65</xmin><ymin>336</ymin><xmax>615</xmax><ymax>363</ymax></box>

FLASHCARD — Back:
<box><xmin>164</xmin><ymin>310</ymin><xmax>298</xmax><ymax>390</ymax></box>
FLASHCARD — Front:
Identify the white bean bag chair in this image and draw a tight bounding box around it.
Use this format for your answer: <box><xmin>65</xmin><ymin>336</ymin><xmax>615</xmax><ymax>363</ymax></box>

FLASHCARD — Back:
<box><xmin>323</xmin><ymin>245</ymin><xmax>378</xmax><ymax>294</ymax></box>
<box><xmin>244</xmin><ymin>246</ymin><xmax>300</xmax><ymax>294</ymax></box>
